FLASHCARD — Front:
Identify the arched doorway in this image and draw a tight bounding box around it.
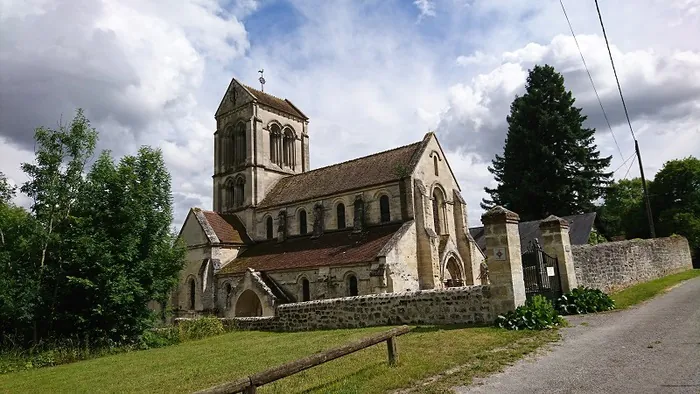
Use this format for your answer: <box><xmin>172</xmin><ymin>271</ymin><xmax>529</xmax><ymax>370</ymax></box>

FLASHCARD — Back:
<box><xmin>235</xmin><ymin>289</ymin><xmax>263</xmax><ymax>317</ymax></box>
<box><xmin>346</xmin><ymin>274</ymin><xmax>358</xmax><ymax>296</ymax></box>
<box><xmin>444</xmin><ymin>257</ymin><xmax>463</xmax><ymax>287</ymax></box>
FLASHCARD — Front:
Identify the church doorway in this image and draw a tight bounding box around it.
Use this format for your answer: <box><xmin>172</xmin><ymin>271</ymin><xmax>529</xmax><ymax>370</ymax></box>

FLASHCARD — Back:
<box><xmin>235</xmin><ymin>289</ymin><xmax>263</xmax><ymax>317</ymax></box>
<box><xmin>444</xmin><ymin>257</ymin><xmax>463</xmax><ymax>287</ymax></box>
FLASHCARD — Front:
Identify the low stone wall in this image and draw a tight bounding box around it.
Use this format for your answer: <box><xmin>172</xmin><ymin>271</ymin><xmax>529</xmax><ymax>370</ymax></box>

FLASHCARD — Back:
<box><xmin>223</xmin><ymin>285</ymin><xmax>493</xmax><ymax>331</ymax></box>
<box><xmin>572</xmin><ymin>236</ymin><xmax>693</xmax><ymax>293</ymax></box>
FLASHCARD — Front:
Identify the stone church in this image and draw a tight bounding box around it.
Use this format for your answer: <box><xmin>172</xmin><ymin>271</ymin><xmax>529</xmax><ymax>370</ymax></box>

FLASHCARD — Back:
<box><xmin>172</xmin><ymin>77</ymin><xmax>485</xmax><ymax>318</ymax></box>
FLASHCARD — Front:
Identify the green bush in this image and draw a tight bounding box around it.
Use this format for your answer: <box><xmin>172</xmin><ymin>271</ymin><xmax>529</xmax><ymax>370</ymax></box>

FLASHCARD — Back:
<box><xmin>555</xmin><ymin>287</ymin><xmax>615</xmax><ymax>315</ymax></box>
<box><xmin>177</xmin><ymin>317</ymin><xmax>225</xmax><ymax>341</ymax></box>
<box><xmin>139</xmin><ymin>327</ymin><xmax>180</xmax><ymax>350</ymax></box>
<box><xmin>495</xmin><ymin>295</ymin><xmax>564</xmax><ymax>330</ymax></box>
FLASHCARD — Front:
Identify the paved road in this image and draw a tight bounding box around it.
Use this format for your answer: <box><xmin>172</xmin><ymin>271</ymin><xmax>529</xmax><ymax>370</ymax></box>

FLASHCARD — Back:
<box><xmin>455</xmin><ymin>276</ymin><xmax>700</xmax><ymax>394</ymax></box>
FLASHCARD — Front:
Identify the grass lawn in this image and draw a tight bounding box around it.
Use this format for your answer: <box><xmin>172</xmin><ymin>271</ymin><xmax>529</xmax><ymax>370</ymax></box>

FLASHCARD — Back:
<box><xmin>0</xmin><ymin>325</ymin><xmax>558</xmax><ymax>394</ymax></box>
<box><xmin>611</xmin><ymin>269</ymin><xmax>700</xmax><ymax>309</ymax></box>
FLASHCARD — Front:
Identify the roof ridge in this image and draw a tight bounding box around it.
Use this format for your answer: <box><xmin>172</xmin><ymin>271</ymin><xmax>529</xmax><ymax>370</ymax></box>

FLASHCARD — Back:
<box><xmin>279</xmin><ymin>140</ymin><xmax>422</xmax><ymax>180</ymax></box>
<box><xmin>242</xmin><ymin>84</ymin><xmax>288</xmax><ymax>102</ymax></box>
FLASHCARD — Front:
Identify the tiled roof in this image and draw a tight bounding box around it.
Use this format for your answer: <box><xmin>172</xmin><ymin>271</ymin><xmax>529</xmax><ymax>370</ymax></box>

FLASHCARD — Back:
<box><xmin>219</xmin><ymin>223</ymin><xmax>404</xmax><ymax>274</ymax></box>
<box><xmin>258</xmin><ymin>140</ymin><xmax>425</xmax><ymax>208</ymax></box>
<box><xmin>468</xmin><ymin>212</ymin><xmax>597</xmax><ymax>253</ymax></box>
<box><xmin>201</xmin><ymin>211</ymin><xmax>250</xmax><ymax>244</ymax></box>
<box><xmin>243</xmin><ymin>84</ymin><xmax>308</xmax><ymax>120</ymax></box>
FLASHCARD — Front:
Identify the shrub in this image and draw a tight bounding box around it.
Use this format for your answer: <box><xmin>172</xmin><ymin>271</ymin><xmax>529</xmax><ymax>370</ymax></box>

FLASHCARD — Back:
<box><xmin>139</xmin><ymin>327</ymin><xmax>180</xmax><ymax>350</ymax></box>
<box><xmin>495</xmin><ymin>295</ymin><xmax>564</xmax><ymax>330</ymax></box>
<box><xmin>177</xmin><ymin>317</ymin><xmax>225</xmax><ymax>341</ymax></box>
<box><xmin>555</xmin><ymin>287</ymin><xmax>615</xmax><ymax>315</ymax></box>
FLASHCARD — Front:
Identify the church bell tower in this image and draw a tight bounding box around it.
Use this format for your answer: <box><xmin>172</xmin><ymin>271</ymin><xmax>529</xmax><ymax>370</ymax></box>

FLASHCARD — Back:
<box><xmin>212</xmin><ymin>76</ymin><xmax>309</xmax><ymax>229</ymax></box>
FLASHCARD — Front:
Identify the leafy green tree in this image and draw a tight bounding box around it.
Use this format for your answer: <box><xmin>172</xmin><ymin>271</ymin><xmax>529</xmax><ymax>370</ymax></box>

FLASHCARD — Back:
<box><xmin>649</xmin><ymin>157</ymin><xmax>700</xmax><ymax>260</ymax></box>
<box><xmin>19</xmin><ymin>109</ymin><xmax>98</xmax><ymax>342</ymax></box>
<box><xmin>482</xmin><ymin>64</ymin><xmax>612</xmax><ymax>221</ymax></box>
<box><xmin>0</xmin><ymin>172</ymin><xmax>41</xmax><ymax>345</ymax></box>
<box><xmin>2</xmin><ymin>110</ymin><xmax>185</xmax><ymax>347</ymax></box>
<box><xmin>596</xmin><ymin>178</ymin><xmax>649</xmax><ymax>239</ymax></box>
<box><xmin>0</xmin><ymin>172</ymin><xmax>15</xmax><ymax>204</ymax></box>
<box><xmin>66</xmin><ymin>148</ymin><xmax>185</xmax><ymax>340</ymax></box>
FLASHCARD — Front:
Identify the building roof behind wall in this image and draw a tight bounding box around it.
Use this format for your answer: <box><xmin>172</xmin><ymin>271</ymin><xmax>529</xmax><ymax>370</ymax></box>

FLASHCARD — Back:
<box><xmin>218</xmin><ymin>222</ymin><xmax>404</xmax><ymax>274</ymax></box>
<box><xmin>468</xmin><ymin>212</ymin><xmax>597</xmax><ymax>253</ymax></box>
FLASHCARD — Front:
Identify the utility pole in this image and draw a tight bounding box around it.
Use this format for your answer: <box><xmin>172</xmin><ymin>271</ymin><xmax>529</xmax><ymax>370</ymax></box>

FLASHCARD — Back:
<box><xmin>635</xmin><ymin>139</ymin><xmax>656</xmax><ymax>238</ymax></box>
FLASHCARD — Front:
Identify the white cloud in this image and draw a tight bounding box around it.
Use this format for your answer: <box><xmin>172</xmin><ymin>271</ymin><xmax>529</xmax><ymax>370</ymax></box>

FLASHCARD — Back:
<box><xmin>414</xmin><ymin>0</ymin><xmax>436</xmax><ymax>20</ymax></box>
<box><xmin>456</xmin><ymin>51</ymin><xmax>497</xmax><ymax>67</ymax></box>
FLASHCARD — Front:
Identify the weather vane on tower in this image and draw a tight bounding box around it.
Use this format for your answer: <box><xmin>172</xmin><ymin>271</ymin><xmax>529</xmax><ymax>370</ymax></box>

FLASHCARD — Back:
<box><xmin>258</xmin><ymin>69</ymin><xmax>266</xmax><ymax>92</ymax></box>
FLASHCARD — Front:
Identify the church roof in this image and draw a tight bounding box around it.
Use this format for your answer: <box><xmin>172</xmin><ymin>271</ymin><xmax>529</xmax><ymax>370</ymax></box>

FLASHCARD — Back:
<box><xmin>258</xmin><ymin>137</ymin><xmax>428</xmax><ymax>209</ymax></box>
<box><xmin>200</xmin><ymin>210</ymin><xmax>251</xmax><ymax>244</ymax></box>
<box><xmin>468</xmin><ymin>212</ymin><xmax>597</xmax><ymax>253</ymax></box>
<box><xmin>243</xmin><ymin>84</ymin><xmax>308</xmax><ymax>120</ymax></box>
<box><xmin>218</xmin><ymin>223</ymin><xmax>404</xmax><ymax>275</ymax></box>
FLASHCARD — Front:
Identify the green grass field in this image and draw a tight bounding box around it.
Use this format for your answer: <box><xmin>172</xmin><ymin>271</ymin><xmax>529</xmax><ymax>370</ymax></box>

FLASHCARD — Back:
<box><xmin>0</xmin><ymin>325</ymin><xmax>557</xmax><ymax>394</ymax></box>
<box><xmin>611</xmin><ymin>269</ymin><xmax>700</xmax><ymax>309</ymax></box>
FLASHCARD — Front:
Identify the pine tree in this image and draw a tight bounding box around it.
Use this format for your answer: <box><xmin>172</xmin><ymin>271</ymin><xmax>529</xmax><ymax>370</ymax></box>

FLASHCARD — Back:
<box><xmin>482</xmin><ymin>64</ymin><xmax>612</xmax><ymax>221</ymax></box>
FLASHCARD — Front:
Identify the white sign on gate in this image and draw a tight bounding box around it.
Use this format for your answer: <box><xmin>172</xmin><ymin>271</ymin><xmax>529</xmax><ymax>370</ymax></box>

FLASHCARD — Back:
<box><xmin>546</xmin><ymin>266</ymin><xmax>555</xmax><ymax>277</ymax></box>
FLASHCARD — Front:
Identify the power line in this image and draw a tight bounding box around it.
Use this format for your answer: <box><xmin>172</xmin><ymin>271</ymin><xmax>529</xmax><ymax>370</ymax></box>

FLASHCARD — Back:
<box><xmin>594</xmin><ymin>0</ymin><xmax>655</xmax><ymax>238</ymax></box>
<box><xmin>622</xmin><ymin>154</ymin><xmax>636</xmax><ymax>179</ymax></box>
<box><xmin>612</xmin><ymin>151</ymin><xmax>635</xmax><ymax>173</ymax></box>
<box><xmin>559</xmin><ymin>0</ymin><xmax>623</xmax><ymax>160</ymax></box>
<box><xmin>593</xmin><ymin>0</ymin><xmax>636</xmax><ymax>141</ymax></box>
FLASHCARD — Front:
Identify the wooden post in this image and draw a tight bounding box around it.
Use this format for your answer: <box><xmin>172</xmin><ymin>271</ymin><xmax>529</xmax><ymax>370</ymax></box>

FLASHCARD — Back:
<box><xmin>386</xmin><ymin>337</ymin><xmax>398</xmax><ymax>367</ymax></box>
<box><xmin>243</xmin><ymin>386</ymin><xmax>256</xmax><ymax>394</ymax></box>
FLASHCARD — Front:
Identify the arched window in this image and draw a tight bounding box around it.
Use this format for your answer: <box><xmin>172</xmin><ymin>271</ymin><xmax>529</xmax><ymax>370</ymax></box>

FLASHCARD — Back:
<box><xmin>299</xmin><ymin>209</ymin><xmax>307</xmax><ymax>235</ymax></box>
<box><xmin>235</xmin><ymin>122</ymin><xmax>246</xmax><ymax>165</ymax></box>
<box><xmin>433</xmin><ymin>155</ymin><xmax>439</xmax><ymax>176</ymax></box>
<box><xmin>347</xmin><ymin>274</ymin><xmax>358</xmax><ymax>296</ymax></box>
<box><xmin>432</xmin><ymin>187</ymin><xmax>445</xmax><ymax>234</ymax></box>
<box><xmin>188</xmin><ymin>278</ymin><xmax>196</xmax><ymax>310</ymax></box>
<box><xmin>379</xmin><ymin>195</ymin><xmax>390</xmax><ymax>223</ymax></box>
<box><xmin>336</xmin><ymin>203</ymin><xmax>346</xmax><ymax>229</ymax></box>
<box><xmin>301</xmin><ymin>278</ymin><xmax>310</xmax><ymax>301</ymax></box>
<box><xmin>283</xmin><ymin>129</ymin><xmax>295</xmax><ymax>169</ymax></box>
<box><xmin>224</xmin><ymin>126</ymin><xmax>235</xmax><ymax>170</ymax></box>
<box><xmin>266</xmin><ymin>216</ymin><xmax>274</xmax><ymax>240</ymax></box>
<box><xmin>234</xmin><ymin>176</ymin><xmax>245</xmax><ymax>207</ymax></box>
<box><xmin>225</xmin><ymin>178</ymin><xmax>235</xmax><ymax>211</ymax></box>
<box><xmin>269</xmin><ymin>124</ymin><xmax>282</xmax><ymax>166</ymax></box>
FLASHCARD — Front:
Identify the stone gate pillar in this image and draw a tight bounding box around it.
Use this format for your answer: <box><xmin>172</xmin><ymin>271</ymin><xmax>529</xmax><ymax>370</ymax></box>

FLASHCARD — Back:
<box><xmin>481</xmin><ymin>206</ymin><xmax>526</xmax><ymax>314</ymax></box>
<box><xmin>539</xmin><ymin>215</ymin><xmax>578</xmax><ymax>293</ymax></box>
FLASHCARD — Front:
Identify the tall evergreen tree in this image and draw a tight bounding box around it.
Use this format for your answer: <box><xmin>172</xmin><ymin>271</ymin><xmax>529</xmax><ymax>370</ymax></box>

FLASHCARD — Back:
<box><xmin>482</xmin><ymin>64</ymin><xmax>612</xmax><ymax>220</ymax></box>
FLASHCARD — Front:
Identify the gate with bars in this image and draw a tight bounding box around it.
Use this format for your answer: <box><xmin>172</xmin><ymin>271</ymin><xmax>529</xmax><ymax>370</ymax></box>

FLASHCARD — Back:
<box><xmin>521</xmin><ymin>240</ymin><xmax>563</xmax><ymax>301</ymax></box>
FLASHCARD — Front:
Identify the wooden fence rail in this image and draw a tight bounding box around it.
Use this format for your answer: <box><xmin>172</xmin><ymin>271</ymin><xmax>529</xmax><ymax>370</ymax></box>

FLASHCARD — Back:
<box><xmin>194</xmin><ymin>325</ymin><xmax>412</xmax><ymax>394</ymax></box>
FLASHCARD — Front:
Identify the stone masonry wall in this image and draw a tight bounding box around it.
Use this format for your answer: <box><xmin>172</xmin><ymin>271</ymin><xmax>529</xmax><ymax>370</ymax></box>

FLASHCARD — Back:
<box><xmin>221</xmin><ymin>285</ymin><xmax>493</xmax><ymax>331</ymax></box>
<box><xmin>572</xmin><ymin>236</ymin><xmax>693</xmax><ymax>293</ymax></box>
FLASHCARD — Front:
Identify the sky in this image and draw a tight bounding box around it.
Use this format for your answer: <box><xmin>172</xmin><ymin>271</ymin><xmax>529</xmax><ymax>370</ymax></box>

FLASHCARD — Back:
<box><xmin>1</xmin><ymin>0</ymin><xmax>699</xmax><ymax>228</ymax></box>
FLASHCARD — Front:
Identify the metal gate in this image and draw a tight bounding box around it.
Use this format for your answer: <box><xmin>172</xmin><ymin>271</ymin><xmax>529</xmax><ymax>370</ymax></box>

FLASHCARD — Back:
<box><xmin>521</xmin><ymin>240</ymin><xmax>562</xmax><ymax>301</ymax></box>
